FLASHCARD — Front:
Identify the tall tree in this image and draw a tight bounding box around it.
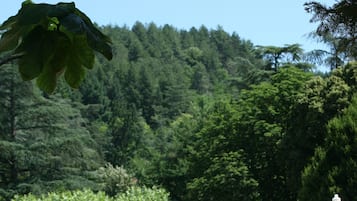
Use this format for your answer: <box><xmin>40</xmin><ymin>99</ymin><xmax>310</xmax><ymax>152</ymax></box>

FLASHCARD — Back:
<box><xmin>305</xmin><ymin>0</ymin><xmax>357</xmax><ymax>61</ymax></box>
<box><xmin>299</xmin><ymin>95</ymin><xmax>357</xmax><ymax>201</ymax></box>
<box><xmin>186</xmin><ymin>100</ymin><xmax>260</xmax><ymax>201</ymax></box>
<box><xmin>305</xmin><ymin>33</ymin><xmax>347</xmax><ymax>70</ymax></box>
<box><xmin>257</xmin><ymin>44</ymin><xmax>303</xmax><ymax>71</ymax></box>
<box><xmin>0</xmin><ymin>65</ymin><xmax>103</xmax><ymax>200</ymax></box>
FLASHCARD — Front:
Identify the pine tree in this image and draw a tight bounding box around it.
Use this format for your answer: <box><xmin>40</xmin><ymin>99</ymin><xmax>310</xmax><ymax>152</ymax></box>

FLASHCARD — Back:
<box><xmin>0</xmin><ymin>64</ymin><xmax>103</xmax><ymax>199</ymax></box>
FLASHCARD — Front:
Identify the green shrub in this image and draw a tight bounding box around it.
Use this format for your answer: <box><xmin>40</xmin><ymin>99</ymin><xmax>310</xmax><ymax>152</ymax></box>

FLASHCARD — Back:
<box><xmin>96</xmin><ymin>163</ymin><xmax>136</xmax><ymax>196</ymax></box>
<box><xmin>12</xmin><ymin>190</ymin><xmax>111</xmax><ymax>201</ymax></box>
<box><xmin>115</xmin><ymin>186</ymin><xmax>169</xmax><ymax>201</ymax></box>
<box><xmin>11</xmin><ymin>187</ymin><xmax>169</xmax><ymax>201</ymax></box>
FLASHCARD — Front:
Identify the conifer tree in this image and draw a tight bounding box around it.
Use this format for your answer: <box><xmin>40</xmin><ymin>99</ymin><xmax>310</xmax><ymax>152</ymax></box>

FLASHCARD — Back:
<box><xmin>0</xmin><ymin>64</ymin><xmax>103</xmax><ymax>199</ymax></box>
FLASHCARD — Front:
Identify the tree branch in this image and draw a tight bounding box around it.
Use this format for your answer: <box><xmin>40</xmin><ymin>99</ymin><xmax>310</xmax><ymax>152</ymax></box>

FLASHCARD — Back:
<box><xmin>0</xmin><ymin>53</ymin><xmax>25</xmax><ymax>66</ymax></box>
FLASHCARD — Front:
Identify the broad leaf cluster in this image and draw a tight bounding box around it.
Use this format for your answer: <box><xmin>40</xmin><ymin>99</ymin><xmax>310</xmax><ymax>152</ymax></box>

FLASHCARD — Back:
<box><xmin>0</xmin><ymin>1</ymin><xmax>112</xmax><ymax>93</ymax></box>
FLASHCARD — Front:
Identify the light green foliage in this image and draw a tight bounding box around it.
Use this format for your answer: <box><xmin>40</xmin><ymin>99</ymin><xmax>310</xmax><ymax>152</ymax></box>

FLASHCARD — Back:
<box><xmin>11</xmin><ymin>188</ymin><xmax>169</xmax><ymax>201</ymax></box>
<box><xmin>96</xmin><ymin>163</ymin><xmax>136</xmax><ymax>196</ymax></box>
<box><xmin>116</xmin><ymin>186</ymin><xmax>169</xmax><ymax>201</ymax></box>
<box><xmin>12</xmin><ymin>190</ymin><xmax>111</xmax><ymax>201</ymax></box>
<box><xmin>0</xmin><ymin>1</ymin><xmax>112</xmax><ymax>93</ymax></box>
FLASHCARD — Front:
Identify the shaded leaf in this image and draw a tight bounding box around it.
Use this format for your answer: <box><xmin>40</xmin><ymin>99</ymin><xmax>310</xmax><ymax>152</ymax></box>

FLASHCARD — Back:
<box><xmin>73</xmin><ymin>35</ymin><xmax>95</xmax><ymax>69</ymax></box>
<box><xmin>65</xmin><ymin>53</ymin><xmax>86</xmax><ymax>88</ymax></box>
<box><xmin>16</xmin><ymin>3</ymin><xmax>52</xmax><ymax>26</ymax></box>
<box><xmin>0</xmin><ymin>26</ymin><xmax>24</xmax><ymax>52</ymax></box>
<box><xmin>47</xmin><ymin>2</ymin><xmax>75</xmax><ymax>18</ymax></box>
<box><xmin>36</xmin><ymin>63</ymin><xmax>57</xmax><ymax>93</ymax></box>
<box><xmin>0</xmin><ymin>16</ymin><xmax>17</xmax><ymax>30</ymax></box>
<box><xmin>60</xmin><ymin>10</ymin><xmax>113</xmax><ymax>60</ymax></box>
<box><xmin>16</xmin><ymin>26</ymin><xmax>46</xmax><ymax>80</ymax></box>
<box><xmin>36</xmin><ymin>32</ymin><xmax>70</xmax><ymax>93</ymax></box>
<box><xmin>0</xmin><ymin>1</ymin><xmax>113</xmax><ymax>92</ymax></box>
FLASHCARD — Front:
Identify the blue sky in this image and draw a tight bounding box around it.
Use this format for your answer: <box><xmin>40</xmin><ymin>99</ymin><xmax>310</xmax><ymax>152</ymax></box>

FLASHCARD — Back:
<box><xmin>1</xmin><ymin>1</ymin><xmax>335</xmax><ymax>55</ymax></box>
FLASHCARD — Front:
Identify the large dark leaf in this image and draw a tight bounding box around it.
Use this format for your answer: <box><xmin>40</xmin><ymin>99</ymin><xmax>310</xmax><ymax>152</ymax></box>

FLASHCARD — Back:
<box><xmin>37</xmin><ymin>33</ymin><xmax>70</xmax><ymax>93</ymax></box>
<box><xmin>16</xmin><ymin>26</ymin><xmax>46</xmax><ymax>80</ymax></box>
<box><xmin>0</xmin><ymin>1</ymin><xmax>113</xmax><ymax>93</ymax></box>
<box><xmin>72</xmin><ymin>35</ymin><xmax>95</xmax><ymax>69</ymax></box>
<box><xmin>60</xmin><ymin>11</ymin><xmax>113</xmax><ymax>60</ymax></box>
<box><xmin>0</xmin><ymin>25</ymin><xmax>24</xmax><ymax>52</ymax></box>
<box><xmin>47</xmin><ymin>2</ymin><xmax>75</xmax><ymax>18</ymax></box>
<box><xmin>0</xmin><ymin>16</ymin><xmax>17</xmax><ymax>30</ymax></box>
<box><xmin>65</xmin><ymin>53</ymin><xmax>86</xmax><ymax>89</ymax></box>
<box><xmin>17</xmin><ymin>3</ymin><xmax>52</xmax><ymax>26</ymax></box>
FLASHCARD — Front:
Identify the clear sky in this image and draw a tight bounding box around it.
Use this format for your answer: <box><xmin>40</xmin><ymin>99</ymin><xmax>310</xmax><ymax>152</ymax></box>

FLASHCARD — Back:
<box><xmin>0</xmin><ymin>0</ymin><xmax>335</xmax><ymax>54</ymax></box>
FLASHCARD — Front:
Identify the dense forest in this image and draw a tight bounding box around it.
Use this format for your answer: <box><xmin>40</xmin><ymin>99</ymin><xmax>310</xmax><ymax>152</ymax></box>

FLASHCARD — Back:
<box><xmin>0</xmin><ymin>1</ymin><xmax>356</xmax><ymax>201</ymax></box>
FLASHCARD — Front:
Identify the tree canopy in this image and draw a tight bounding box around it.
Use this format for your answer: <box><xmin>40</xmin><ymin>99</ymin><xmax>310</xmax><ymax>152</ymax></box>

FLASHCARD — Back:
<box><xmin>0</xmin><ymin>1</ymin><xmax>356</xmax><ymax>201</ymax></box>
<box><xmin>305</xmin><ymin>0</ymin><xmax>357</xmax><ymax>61</ymax></box>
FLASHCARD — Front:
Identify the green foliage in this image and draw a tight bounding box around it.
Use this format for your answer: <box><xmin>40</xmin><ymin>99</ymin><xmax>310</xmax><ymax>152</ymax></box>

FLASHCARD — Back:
<box><xmin>3</xmin><ymin>17</ymin><xmax>357</xmax><ymax>201</ymax></box>
<box><xmin>12</xmin><ymin>190</ymin><xmax>111</xmax><ymax>201</ymax></box>
<box><xmin>187</xmin><ymin>151</ymin><xmax>260</xmax><ymax>201</ymax></box>
<box><xmin>305</xmin><ymin>0</ymin><xmax>357</xmax><ymax>59</ymax></box>
<box><xmin>96</xmin><ymin>163</ymin><xmax>136</xmax><ymax>196</ymax></box>
<box><xmin>0</xmin><ymin>64</ymin><xmax>103</xmax><ymax>200</ymax></box>
<box><xmin>186</xmin><ymin>67</ymin><xmax>314</xmax><ymax>201</ymax></box>
<box><xmin>257</xmin><ymin>44</ymin><xmax>303</xmax><ymax>70</ymax></box>
<box><xmin>116</xmin><ymin>186</ymin><xmax>169</xmax><ymax>201</ymax></box>
<box><xmin>299</xmin><ymin>95</ymin><xmax>357</xmax><ymax>201</ymax></box>
<box><xmin>11</xmin><ymin>187</ymin><xmax>168</xmax><ymax>201</ymax></box>
<box><xmin>0</xmin><ymin>1</ymin><xmax>112</xmax><ymax>93</ymax></box>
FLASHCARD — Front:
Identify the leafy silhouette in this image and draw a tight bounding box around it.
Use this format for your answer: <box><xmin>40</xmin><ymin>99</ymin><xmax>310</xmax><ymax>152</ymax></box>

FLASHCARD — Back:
<box><xmin>0</xmin><ymin>0</ymin><xmax>112</xmax><ymax>93</ymax></box>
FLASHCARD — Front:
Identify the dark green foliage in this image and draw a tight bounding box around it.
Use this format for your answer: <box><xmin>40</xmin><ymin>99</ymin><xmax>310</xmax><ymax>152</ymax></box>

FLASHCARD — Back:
<box><xmin>187</xmin><ymin>151</ymin><xmax>260</xmax><ymax>201</ymax></box>
<box><xmin>299</xmin><ymin>95</ymin><xmax>357</xmax><ymax>201</ymax></box>
<box><xmin>186</xmin><ymin>101</ymin><xmax>261</xmax><ymax>201</ymax></box>
<box><xmin>305</xmin><ymin>0</ymin><xmax>357</xmax><ymax>59</ymax></box>
<box><xmin>1</xmin><ymin>9</ymin><xmax>356</xmax><ymax>200</ymax></box>
<box><xmin>257</xmin><ymin>44</ymin><xmax>303</xmax><ymax>71</ymax></box>
<box><xmin>0</xmin><ymin>65</ymin><xmax>103</xmax><ymax>200</ymax></box>
<box><xmin>0</xmin><ymin>1</ymin><xmax>112</xmax><ymax>93</ymax></box>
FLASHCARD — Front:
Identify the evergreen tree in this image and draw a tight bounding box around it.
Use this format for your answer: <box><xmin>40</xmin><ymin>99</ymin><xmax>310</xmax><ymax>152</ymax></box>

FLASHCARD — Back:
<box><xmin>299</xmin><ymin>95</ymin><xmax>357</xmax><ymax>201</ymax></box>
<box><xmin>0</xmin><ymin>65</ymin><xmax>103</xmax><ymax>200</ymax></box>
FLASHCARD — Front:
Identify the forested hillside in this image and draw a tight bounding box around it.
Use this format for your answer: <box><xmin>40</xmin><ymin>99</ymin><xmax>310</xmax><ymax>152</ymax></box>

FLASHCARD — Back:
<box><xmin>0</xmin><ymin>1</ymin><xmax>356</xmax><ymax>200</ymax></box>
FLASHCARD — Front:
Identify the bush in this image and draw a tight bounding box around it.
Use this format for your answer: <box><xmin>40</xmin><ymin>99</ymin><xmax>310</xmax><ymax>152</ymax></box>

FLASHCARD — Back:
<box><xmin>11</xmin><ymin>187</ymin><xmax>169</xmax><ymax>201</ymax></box>
<box><xmin>96</xmin><ymin>163</ymin><xmax>136</xmax><ymax>196</ymax></box>
<box><xmin>12</xmin><ymin>190</ymin><xmax>111</xmax><ymax>201</ymax></box>
<box><xmin>116</xmin><ymin>186</ymin><xmax>169</xmax><ymax>201</ymax></box>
